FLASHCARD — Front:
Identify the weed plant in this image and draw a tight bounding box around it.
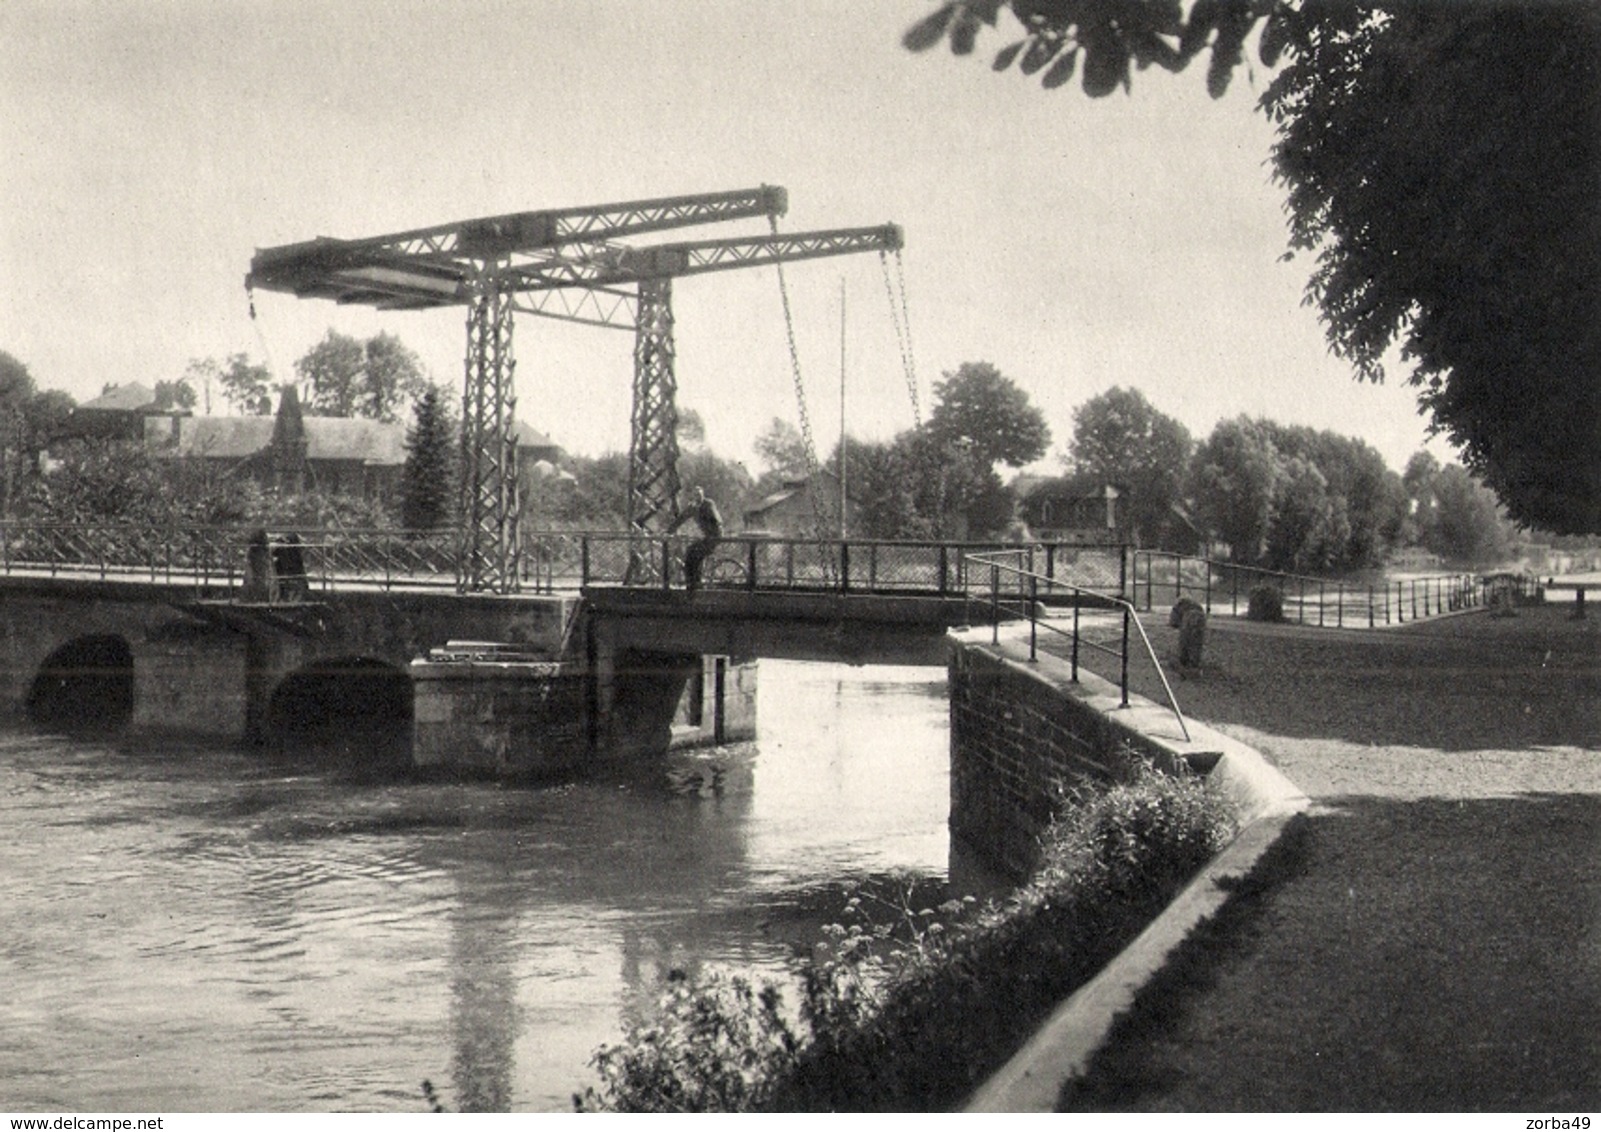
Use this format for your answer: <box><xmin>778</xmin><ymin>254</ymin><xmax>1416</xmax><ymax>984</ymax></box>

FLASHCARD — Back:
<box><xmin>573</xmin><ymin>765</ymin><xmax>1236</xmax><ymax>1112</ymax></box>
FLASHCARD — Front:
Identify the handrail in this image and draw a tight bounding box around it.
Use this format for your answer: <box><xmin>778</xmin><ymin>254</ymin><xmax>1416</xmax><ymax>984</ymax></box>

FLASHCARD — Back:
<box><xmin>0</xmin><ymin>521</ymin><xmax>1134</xmax><ymax>603</ymax></box>
<box><xmin>1131</xmin><ymin>547</ymin><xmax>1494</xmax><ymax>628</ymax></box>
<box><xmin>966</xmin><ymin>549</ymin><xmax>1190</xmax><ymax>743</ymax></box>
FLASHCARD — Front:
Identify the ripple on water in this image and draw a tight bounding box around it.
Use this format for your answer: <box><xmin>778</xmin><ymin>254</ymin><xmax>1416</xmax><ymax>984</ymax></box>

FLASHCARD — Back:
<box><xmin>0</xmin><ymin>660</ymin><xmax>969</xmax><ymax>1111</ymax></box>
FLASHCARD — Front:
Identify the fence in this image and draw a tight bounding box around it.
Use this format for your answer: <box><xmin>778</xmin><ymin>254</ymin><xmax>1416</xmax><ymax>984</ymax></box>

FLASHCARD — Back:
<box><xmin>0</xmin><ymin>522</ymin><xmax>1131</xmax><ymax>601</ymax></box>
<box><xmin>1130</xmin><ymin>549</ymin><xmax>1489</xmax><ymax>627</ymax></box>
<box><xmin>966</xmin><ymin>549</ymin><xmax>1189</xmax><ymax>741</ymax></box>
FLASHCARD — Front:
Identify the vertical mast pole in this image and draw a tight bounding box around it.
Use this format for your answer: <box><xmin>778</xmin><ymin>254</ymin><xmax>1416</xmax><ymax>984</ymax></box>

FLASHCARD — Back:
<box><xmin>839</xmin><ymin>277</ymin><xmax>847</xmax><ymax>541</ymax></box>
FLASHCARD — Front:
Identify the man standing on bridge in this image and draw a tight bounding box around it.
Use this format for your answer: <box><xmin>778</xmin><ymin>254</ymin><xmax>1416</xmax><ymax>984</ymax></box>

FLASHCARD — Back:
<box><xmin>669</xmin><ymin>486</ymin><xmax>722</xmax><ymax>595</ymax></box>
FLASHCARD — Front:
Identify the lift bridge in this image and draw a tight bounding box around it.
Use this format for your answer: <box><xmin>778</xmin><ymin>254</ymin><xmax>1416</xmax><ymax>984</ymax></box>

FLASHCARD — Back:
<box><xmin>245</xmin><ymin>186</ymin><xmax>903</xmax><ymax>593</ymax></box>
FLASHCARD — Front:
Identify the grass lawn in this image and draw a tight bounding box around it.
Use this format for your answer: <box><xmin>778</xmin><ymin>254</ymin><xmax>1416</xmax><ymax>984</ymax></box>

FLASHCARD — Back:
<box><xmin>1045</xmin><ymin>604</ymin><xmax>1601</xmax><ymax>1111</ymax></box>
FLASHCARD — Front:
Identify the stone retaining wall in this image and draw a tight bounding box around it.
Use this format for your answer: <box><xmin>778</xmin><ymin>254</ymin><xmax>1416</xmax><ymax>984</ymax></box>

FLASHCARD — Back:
<box><xmin>948</xmin><ymin>630</ymin><xmax>1201</xmax><ymax>880</ymax></box>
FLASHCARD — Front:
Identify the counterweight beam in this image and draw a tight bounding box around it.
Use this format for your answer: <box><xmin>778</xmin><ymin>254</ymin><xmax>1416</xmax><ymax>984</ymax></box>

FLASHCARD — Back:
<box><xmin>245</xmin><ymin>189</ymin><xmax>902</xmax><ymax>592</ymax></box>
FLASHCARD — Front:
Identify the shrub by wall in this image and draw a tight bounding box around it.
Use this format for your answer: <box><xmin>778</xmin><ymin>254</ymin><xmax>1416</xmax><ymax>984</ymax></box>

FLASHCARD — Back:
<box><xmin>572</xmin><ymin>767</ymin><xmax>1235</xmax><ymax>1113</ymax></box>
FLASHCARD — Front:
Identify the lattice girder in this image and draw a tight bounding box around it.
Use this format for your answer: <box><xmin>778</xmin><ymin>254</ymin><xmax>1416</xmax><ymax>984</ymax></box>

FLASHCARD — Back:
<box><xmin>629</xmin><ymin>278</ymin><xmax>680</xmax><ymax>537</ymax></box>
<box><xmin>457</xmin><ymin>274</ymin><xmax>520</xmax><ymax>593</ymax></box>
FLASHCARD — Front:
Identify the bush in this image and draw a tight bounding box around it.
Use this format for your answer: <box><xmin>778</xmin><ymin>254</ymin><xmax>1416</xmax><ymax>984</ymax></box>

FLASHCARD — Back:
<box><xmin>574</xmin><ymin>766</ymin><xmax>1236</xmax><ymax>1112</ymax></box>
<box><xmin>1246</xmin><ymin>583</ymin><xmax>1285</xmax><ymax>622</ymax></box>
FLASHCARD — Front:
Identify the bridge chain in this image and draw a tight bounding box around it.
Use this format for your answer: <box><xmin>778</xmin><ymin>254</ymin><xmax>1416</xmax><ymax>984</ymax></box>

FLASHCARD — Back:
<box><xmin>769</xmin><ymin>215</ymin><xmax>840</xmax><ymax>584</ymax></box>
<box><xmin>880</xmin><ymin>246</ymin><xmax>922</xmax><ymax>430</ymax></box>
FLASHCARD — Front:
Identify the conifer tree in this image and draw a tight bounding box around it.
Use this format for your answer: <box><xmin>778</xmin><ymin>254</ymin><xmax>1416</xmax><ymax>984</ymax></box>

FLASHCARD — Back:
<box><xmin>400</xmin><ymin>385</ymin><xmax>456</xmax><ymax>532</ymax></box>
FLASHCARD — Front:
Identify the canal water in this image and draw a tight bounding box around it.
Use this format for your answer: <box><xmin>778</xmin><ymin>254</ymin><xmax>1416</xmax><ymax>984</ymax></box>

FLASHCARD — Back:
<box><xmin>0</xmin><ymin>660</ymin><xmax>984</xmax><ymax>1112</ymax></box>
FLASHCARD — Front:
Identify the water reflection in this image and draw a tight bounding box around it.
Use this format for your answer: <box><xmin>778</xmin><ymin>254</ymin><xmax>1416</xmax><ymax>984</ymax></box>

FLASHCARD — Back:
<box><xmin>0</xmin><ymin>660</ymin><xmax>994</xmax><ymax>1111</ymax></box>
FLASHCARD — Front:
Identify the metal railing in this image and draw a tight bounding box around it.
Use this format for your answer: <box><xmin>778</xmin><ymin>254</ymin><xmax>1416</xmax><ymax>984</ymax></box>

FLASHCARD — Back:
<box><xmin>1131</xmin><ymin>549</ymin><xmax>1491</xmax><ymax>628</ymax></box>
<box><xmin>548</xmin><ymin>532</ymin><xmax>1129</xmax><ymax>597</ymax></box>
<box><xmin>0</xmin><ymin>521</ymin><xmax>1137</xmax><ymax>603</ymax></box>
<box><xmin>0</xmin><ymin>522</ymin><xmax>246</xmax><ymax>589</ymax></box>
<box><xmin>967</xmin><ymin>549</ymin><xmax>1189</xmax><ymax>742</ymax></box>
<box><xmin>0</xmin><ymin>522</ymin><xmax>460</xmax><ymax>597</ymax></box>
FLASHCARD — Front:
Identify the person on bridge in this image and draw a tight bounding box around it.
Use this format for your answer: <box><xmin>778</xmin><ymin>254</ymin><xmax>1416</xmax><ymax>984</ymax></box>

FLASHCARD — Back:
<box><xmin>669</xmin><ymin>487</ymin><xmax>722</xmax><ymax>595</ymax></box>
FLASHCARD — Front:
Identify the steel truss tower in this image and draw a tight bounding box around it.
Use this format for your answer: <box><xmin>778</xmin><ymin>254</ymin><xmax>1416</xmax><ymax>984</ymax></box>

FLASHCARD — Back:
<box><xmin>631</xmin><ymin>278</ymin><xmax>678</xmax><ymax>533</ymax></box>
<box><xmin>460</xmin><ymin>271</ymin><xmax>519</xmax><ymax>592</ymax></box>
<box><xmin>245</xmin><ymin>187</ymin><xmax>901</xmax><ymax>592</ymax></box>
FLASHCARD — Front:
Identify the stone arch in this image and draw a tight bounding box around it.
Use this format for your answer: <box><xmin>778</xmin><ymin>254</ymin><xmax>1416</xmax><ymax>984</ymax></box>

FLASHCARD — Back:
<box><xmin>27</xmin><ymin>634</ymin><xmax>136</xmax><ymax>736</ymax></box>
<box><xmin>264</xmin><ymin>656</ymin><xmax>413</xmax><ymax>776</ymax></box>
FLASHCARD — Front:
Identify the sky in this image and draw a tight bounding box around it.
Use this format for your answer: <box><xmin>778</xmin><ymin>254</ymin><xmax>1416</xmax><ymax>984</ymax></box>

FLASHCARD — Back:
<box><xmin>1</xmin><ymin>0</ymin><xmax>1454</xmax><ymax>480</ymax></box>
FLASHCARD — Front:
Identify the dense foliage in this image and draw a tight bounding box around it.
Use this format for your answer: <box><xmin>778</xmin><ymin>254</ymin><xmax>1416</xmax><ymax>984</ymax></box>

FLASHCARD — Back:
<box><xmin>187</xmin><ymin>353</ymin><xmax>275</xmax><ymax>416</ymax></box>
<box><xmin>906</xmin><ymin>0</ymin><xmax>1601</xmax><ymax>533</ymax></box>
<box><xmin>1401</xmin><ymin>452</ymin><xmax>1515</xmax><ymax>567</ymax></box>
<box><xmin>1188</xmin><ymin>415</ymin><xmax>1407</xmax><ymax>572</ymax></box>
<box><xmin>1265</xmin><ymin>3</ymin><xmax>1601</xmax><ymax>533</ymax></box>
<box><xmin>0</xmin><ymin>351</ymin><xmax>74</xmax><ymax>519</ymax></box>
<box><xmin>573</xmin><ymin>765</ymin><xmax>1235</xmax><ymax>1113</ymax></box>
<box><xmin>1067</xmin><ymin>386</ymin><xmax>1193</xmax><ymax>546</ymax></box>
<box><xmin>753</xmin><ymin>362</ymin><xmax>1043</xmax><ymax>541</ymax></box>
<box><xmin>903</xmin><ymin>0</ymin><xmax>1272</xmax><ymax>99</ymax></box>
<box><xmin>927</xmin><ymin>361</ymin><xmax>1051</xmax><ymax>470</ymax></box>
<box><xmin>295</xmin><ymin>329</ymin><xmax>431</xmax><ymax>421</ymax></box>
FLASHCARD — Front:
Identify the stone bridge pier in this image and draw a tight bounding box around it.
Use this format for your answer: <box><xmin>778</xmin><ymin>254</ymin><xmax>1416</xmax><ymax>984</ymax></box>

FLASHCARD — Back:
<box><xmin>0</xmin><ymin>578</ymin><xmax>567</xmax><ymax>758</ymax></box>
<box><xmin>0</xmin><ymin>577</ymin><xmax>756</xmax><ymax>779</ymax></box>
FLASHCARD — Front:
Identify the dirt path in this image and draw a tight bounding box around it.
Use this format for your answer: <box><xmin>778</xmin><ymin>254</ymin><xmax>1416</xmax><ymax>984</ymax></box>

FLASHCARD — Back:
<box><xmin>1050</xmin><ymin>604</ymin><xmax>1601</xmax><ymax>1111</ymax></box>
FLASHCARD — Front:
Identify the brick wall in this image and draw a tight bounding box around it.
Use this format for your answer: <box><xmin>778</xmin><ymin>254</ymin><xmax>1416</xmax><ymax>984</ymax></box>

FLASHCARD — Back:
<box><xmin>948</xmin><ymin>639</ymin><xmax>1187</xmax><ymax>880</ymax></box>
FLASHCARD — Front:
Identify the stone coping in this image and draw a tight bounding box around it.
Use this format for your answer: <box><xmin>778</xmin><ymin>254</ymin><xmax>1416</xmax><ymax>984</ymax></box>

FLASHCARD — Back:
<box><xmin>957</xmin><ymin>624</ymin><xmax>1310</xmax><ymax>1112</ymax></box>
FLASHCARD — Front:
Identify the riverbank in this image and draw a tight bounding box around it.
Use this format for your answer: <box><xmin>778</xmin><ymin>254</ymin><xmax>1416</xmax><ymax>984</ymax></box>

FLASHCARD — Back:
<box><xmin>1051</xmin><ymin>603</ymin><xmax>1601</xmax><ymax>1110</ymax></box>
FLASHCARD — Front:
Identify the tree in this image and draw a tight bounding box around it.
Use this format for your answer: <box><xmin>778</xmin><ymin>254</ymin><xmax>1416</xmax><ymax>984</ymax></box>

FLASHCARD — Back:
<box><xmin>1189</xmin><ymin>417</ymin><xmax>1283</xmax><ymax>566</ymax></box>
<box><xmin>399</xmin><ymin>385</ymin><xmax>457</xmax><ymax>531</ymax></box>
<box><xmin>1426</xmin><ymin>464</ymin><xmax>1514</xmax><ymax>566</ymax></box>
<box><xmin>1191</xmin><ymin>416</ymin><xmax>1409</xmax><ymax>570</ymax></box>
<box><xmin>904</xmin><ymin>0</ymin><xmax>1273</xmax><ymax>99</ymax></box>
<box><xmin>34</xmin><ymin>435</ymin><xmax>258</xmax><ymax>527</ymax></box>
<box><xmin>361</xmin><ymin>332</ymin><xmax>431</xmax><ymax>422</ymax></box>
<box><xmin>907</xmin><ymin>2</ymin><xmax>1601</xmax><ymax>533</ymax></box>
<box><xmin>754</xmin><ymin>417</ymin><xmax>809</xmax><ymax>478</ymax></box>
<box><xmin>1402</xmin><ymin>456</ymin><xmax>1515</xmax><ymax>567</ymax></box>
<box><xmin>1265</xmin><ymin>4</ymin><xmax>1601</xmax><ymax>533</ymax></box>
<box><xmin>295</xmin><ymin>329</ymin><xmax>429</xmax><ymax>421</ymax></box>
<box><xmin>927</xmin><ymin>361</ymin><xmax>1050</xmax><ymax>470</ymax></box>
<box><xmin>296</xmin><ymin>330</ymin><xmax>366</xmax><ymax>418</ymax></box>
<box><xmin>0</xmin><ymin>351</ymin><xmax>70</xmax><ymax>518</ymax></box>
<box><xmin>1263</xmin><ymin>422</ymin><xmax>1403</xmax><ymax>570</ymax></box>
<box><xmin>841</xmin><ymin>429</ymin><xmax>1013</xmax><ymax>540</ymax></box>
<box><xmin>1067</xmin><ymin>386</ymin><xmax>1192</xmax><ymax>547</ymax></box>
<box><xmin>678</xmin><ymin>407</ymin><xmax>708</xmax><ymax>448</ymax></box>
<box><xmin>1263</xmin><ymin>455</ymin><xmax>1344</xmax><ymax>573</ymax></box>
<box><xmin>152</xmin><ymin>380</ymin><xmax>196</xmax><ymax>412</ymax></box>
<box><xmin>195</xmin><ymin>353</ymin><xmax>274</xmax><ymax>416</ymax></box>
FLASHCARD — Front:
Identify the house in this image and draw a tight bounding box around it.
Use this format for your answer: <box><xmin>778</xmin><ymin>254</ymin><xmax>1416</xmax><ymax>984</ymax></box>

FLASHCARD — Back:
<box><xmin>1018</xmin><ymin>480</ymin><xmax>1125</xmax><ymax>544</ymax></box>
<box><xmin>145</xmin><ymin>387</ymin><xmax>409</xmax><ymax>499</ymax></box>
<box><xmin>64</xmin><ymin>383</ymin><xmax>566</xmax><ymax>508</ymax></box>
<box><xmin>68</xmin><ymin>383</ymin><xmax>167</xmax><ymax>441</ymax></box>
<box><xmin>513</xmin><ymin>422</ymin><xmax>567</xmax><ymax>504</ymax></box>
<box><xmin>744</xmin><ymin>469</ymin><xmax>859</xmax><ymax>538</ymax></box>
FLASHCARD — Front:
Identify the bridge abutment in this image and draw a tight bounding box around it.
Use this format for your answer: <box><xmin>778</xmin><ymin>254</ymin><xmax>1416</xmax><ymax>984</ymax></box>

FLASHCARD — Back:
<box><xmin>0</xmin><ymin>578</ymin><xmax>922</xmax><ymax>779</ymax></box>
